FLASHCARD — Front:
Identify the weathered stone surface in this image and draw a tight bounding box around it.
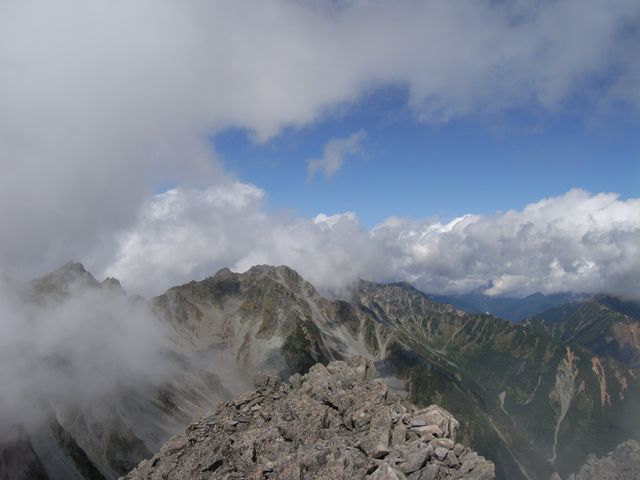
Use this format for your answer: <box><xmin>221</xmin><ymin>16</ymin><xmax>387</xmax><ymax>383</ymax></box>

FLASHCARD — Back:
<box><xmin>434</xmin><ymin>446</ymin><xmax>449</xmax><ymax>461</ymax></box>
<box><xmin>122</xmin><ymin>358</ymin><xmax>494</xmax><ymax>480</ymax></box>
<box><xmin>564</xmin><ymin>439</ymin><xmax>640</xmax><ymax>480</ymax></box>
<box><xmin>395</xmin><ymin>446</ymin><xmax>430</xmax><ymax>474</ymax></box>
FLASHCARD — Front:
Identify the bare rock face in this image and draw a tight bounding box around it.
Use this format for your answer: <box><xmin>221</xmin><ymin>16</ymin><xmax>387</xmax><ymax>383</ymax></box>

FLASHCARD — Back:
<box><xmin>564</xmin><ymin>439</ymin><xmax>640</xmax><ymax>480</ymax></box>
<box><xmin>123</xmin><ymin>357</ymin><xmax>494</xmax><ymax>480</ymax></box>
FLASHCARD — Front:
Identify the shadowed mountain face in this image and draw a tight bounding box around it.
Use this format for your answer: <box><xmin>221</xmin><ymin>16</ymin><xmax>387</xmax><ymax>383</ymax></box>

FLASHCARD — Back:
<box><xmin>524</xmin><ymin>296</ymin><xmax>640</xmax><ymax>368</ymax></box>
<box><xmin>1</xmin><ymin>264</ymin><xmax>638</xmax><ymax>480</ymax></box>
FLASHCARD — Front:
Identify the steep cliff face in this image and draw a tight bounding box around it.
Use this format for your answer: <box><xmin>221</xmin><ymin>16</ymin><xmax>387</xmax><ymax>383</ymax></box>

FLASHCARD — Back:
<box><xmin>124</xmin><ymin>358</ymin><xmax>494</xmax><ymax>480</ymax></box>
<box><xmin>152</xmin><ymin>265</ymin><xmax>340</xmax><ymax>377</ymax></box>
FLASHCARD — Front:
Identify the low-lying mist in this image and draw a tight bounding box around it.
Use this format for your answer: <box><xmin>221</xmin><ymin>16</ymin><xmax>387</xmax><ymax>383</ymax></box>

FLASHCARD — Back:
<box><xmin>0</xmin><ymin>272</ymin><xmax>172</xmax><ymax>437</ymax></box>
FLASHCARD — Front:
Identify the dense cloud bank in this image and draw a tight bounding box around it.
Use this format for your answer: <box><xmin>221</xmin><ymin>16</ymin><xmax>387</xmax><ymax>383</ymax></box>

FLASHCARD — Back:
<box><xmin>1</xmin><ymin>0</ymin><xmax>639</xmax><ymax>282</ymax></box>
<box><xmin>0</xmin><ymin>275</ymin><xmax>171</xmax><ymax>430</ymax></box>
<box><xmin>102</xmin><ymin>186</ymin><xmax>640</xmax><ymax>299</ymax></box>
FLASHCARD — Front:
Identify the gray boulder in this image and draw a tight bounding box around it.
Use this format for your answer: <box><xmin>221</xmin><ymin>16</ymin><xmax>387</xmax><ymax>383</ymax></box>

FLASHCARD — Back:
<box><xmin>564</xmin><ymin>440</ymin><xmax>640</xmax><ymax>480</ymax></box>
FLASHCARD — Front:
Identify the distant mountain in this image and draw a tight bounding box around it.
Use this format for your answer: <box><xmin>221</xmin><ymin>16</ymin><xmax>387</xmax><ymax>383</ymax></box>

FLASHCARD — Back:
<box><xmin>29</xmin><ymin>261</ymin><xmax>101</xmax><ymax>298</ymax></box>
<box><xmin>428</xmin><ymin>291</ymin><xmax>588</xmax><ymax>322</ymax></box>
<box><xmin>2</xmin><ymin>264</ymin><xmax>638</xmax><ymax>480</ymax></box>
<box><xmin>5</xmin><ymin>262</ymin><xmax>228</xmax><ymax>480</ymax></box>
<box><xmin>355</xmin><ymin>281</ymin><xmax>639</xmax><ymax>479</ymax></box>
<box><xmin>524</xmin><ymin>295</ymin><xmax>640</xmax><ymax>368</ymax></box>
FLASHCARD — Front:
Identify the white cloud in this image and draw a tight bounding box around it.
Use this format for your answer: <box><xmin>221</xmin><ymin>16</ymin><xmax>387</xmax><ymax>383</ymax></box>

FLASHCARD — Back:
<box><xmin>101</xmin><ymin>182</ymin><xmax>269</xmax><ymax>294</ymax></box>
<box><xmin>1</xmin><ymin>0</ymin><xmax>639</xmax><ymax>281</ymax></box>
<box><xmin>100</xmin><ymin>184</ymin><xmax>387</xmax><ymax>295</ymax></box>
<box><xmin>308</xmin><ymin>130</ymin><xmax>366</xmax><ymax>179</ymax></box>
<box><xmin>101</xmin><ymin>186</ymin><xmax>640</xmax><ymax>300</ymax></box>
<box><xmin>371</xmin><ymin>189</ymin><xmax>640</xmax><ymax>297</ymax></box>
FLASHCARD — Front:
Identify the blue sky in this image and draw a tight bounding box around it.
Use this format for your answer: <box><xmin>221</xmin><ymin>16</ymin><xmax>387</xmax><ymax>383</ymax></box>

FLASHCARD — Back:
<box><xmin>216</xmin><ymin>85</ymin><xmax>639</xmax><ymax>228</ymax></box>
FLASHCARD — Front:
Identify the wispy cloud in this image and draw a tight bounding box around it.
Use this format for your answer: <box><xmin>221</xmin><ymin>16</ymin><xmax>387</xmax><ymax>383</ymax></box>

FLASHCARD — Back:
<box><xmin>307</xmin><ymin>130</ymin><xmax>366</xmax><ymax>180</ymax></box>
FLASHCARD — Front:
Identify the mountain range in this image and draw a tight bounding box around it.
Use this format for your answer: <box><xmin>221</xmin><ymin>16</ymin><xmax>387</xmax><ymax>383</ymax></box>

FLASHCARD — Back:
<box><xmin>1</xmin><ymin>263</ymin><xmax>638</xmax><ymax>480</ymax></box>
<box><xmin>427</xmin><ymin>291</ymin><xmax>589</xmax><ymax>323</ymax></box>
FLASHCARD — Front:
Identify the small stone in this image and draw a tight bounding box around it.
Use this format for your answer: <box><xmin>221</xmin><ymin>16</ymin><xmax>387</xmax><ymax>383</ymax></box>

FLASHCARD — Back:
<box><xmin>392</xmin><ymin>423</ymin><xmax>407</xmax><ymax>446</ymax></box>
<box><xmin>434</xmin><ymin>447</ymin><xmax>449</xmax><ymax>461</ymax></box>
<box><xmin>453</xmin><ymin>443</ymin><xmax>466</xmax><ymax>457</ymax></box>
<box><xmin>360</xmin><ymin>431</ymin><xmax>391</xmax><ymax>459</ymax></box>
<box><xmin>368</xmin><ymin>464</ymin><xmax>402</xmax><ymax>480</ymax></box>
<box><xmin>445</xmin><ymin>451</ymin><xmax>459</xmax><ymax>467</ymax></box>
<box><xmin>431</xmin><ymin>438</ymin><xmax>454</xmax><ymax>450</ymax></box>
<box><xmin>289</xmin><ymin>373</ymin><xmax>303</xmax><ymax>389</ymax></box>
<box><xmin>409</xmin><ymin>424</ymin><xmax>442</xmax><ymax>438</ymax></box>
<box><xmin>409</xmin><ymin>418</ymin><xmax>427</xmax><ymax>427</ymax></box>
<box><xmin>395</xmin><ymin>448</ymin><xmax>430</xmax><ymax>474</ymax></box>
<box><xmin>417</xmin><ymin>463</ymin><xmax>440</xmax><ymax>480</ymax></box>
<box><xmin>254</xmin><ymin>372</ymin><xmax>273</xmax><ymax>390</ymax></box>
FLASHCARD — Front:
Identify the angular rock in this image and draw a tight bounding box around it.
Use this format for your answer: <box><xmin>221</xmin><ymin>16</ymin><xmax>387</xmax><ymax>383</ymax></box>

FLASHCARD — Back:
<box><xmin>123</xmin><ymin>358</ymin><xmax>494</xmax><ymax>480</ymax></box>
<box><xmin>565</xmin><ymin>439</ymin><xmax>640</xmax><ymax>480</ymax></box>
<box><xmin>395</xmin><ymin>447</ymin><xmax>431</xmax><ymax>474</ymax></box>
<box><xmin>434</xmin><ymin>446</ymin><xmax>449</xmax><ymax>461</ymax></box>
<box><xmin>409</xmin><ymin>424</ymin><xmax>442</xmax><ymax>438</ymax></box>
<box><xmin>392</xmin><ymin>422</ymin><xmax>408</xmax><ymax>446</ymax></box>
<box><xmin>412</xmin><ymin>405</ymin><xmax>460</xmax><ymax>441</ymax></box>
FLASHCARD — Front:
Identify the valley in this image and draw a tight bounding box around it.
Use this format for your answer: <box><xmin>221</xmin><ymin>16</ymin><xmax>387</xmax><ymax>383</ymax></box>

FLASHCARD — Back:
<box><xmin>1</xmin><ymin>263</ymin><xmax>638</xmax><ymax>480</ymax></box>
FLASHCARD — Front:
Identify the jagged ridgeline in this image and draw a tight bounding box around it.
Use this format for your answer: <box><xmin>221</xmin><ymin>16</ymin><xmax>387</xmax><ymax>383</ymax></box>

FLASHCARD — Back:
<box><xmin>1</xmin><ymin>263</ymin><xmax>638</xmax><ymax>480</ymax></box>
<box><xmin>124</xmin><ymin>358</ymin><xmax>495</xmax><ymax>479</ymax></box>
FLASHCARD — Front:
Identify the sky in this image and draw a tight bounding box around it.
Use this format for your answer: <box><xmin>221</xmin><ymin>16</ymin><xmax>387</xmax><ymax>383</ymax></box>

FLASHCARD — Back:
<box><xmin>0</xmin><ymin>0</ymin><xmax>639</xmax><ymax>299</ymax></box>
<box><xmin>216</xmin><ymin>85</ymin><xmax>639</xmax><ymax>227</ymax></box>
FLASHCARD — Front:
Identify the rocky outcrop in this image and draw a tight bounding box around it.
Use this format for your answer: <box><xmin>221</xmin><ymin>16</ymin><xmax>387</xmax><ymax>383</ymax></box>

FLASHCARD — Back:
<box><xmin>562</xmin><ymin>439</ymin><xmax>640</xmax><ymax>480</ymax></box>
<box><xmin>123</xmin><ymin>358</ymin><xmax>494</xmax><ymax>480</ymax></box>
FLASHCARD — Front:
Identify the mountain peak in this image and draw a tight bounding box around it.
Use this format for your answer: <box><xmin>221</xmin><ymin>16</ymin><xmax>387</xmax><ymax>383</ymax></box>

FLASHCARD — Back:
<box><xmin>101</xmin><ymin>277</ymin><xmax>125</xmax><ymax>294</ymax></box>
<box><xmin>58</xmin><ymin>261</ymin><xmax>88</xmax><ymax>274</ymax></box>
<box><xmin>245</xmin><ymin>264</ymin><xmax>298</xmax><ymax>276</ymax></box>
<box><xmin>213</xmin><ymin>266</ymin><xmax>234</xmax><ymax>277</ymax></box>
<box><xmin>242</xmin><ymin>264</ymin><xmax>306</xmax><ymax>287</ymax></box>
<box><xmin>523</xmin><ymin>291</ymin><xmax>545</xmax><ymax>300</ymax></box>
<box><xmin>30</xmin><ymin>261</ymin><xmax>99</xmax><ymax>297</ymax></box>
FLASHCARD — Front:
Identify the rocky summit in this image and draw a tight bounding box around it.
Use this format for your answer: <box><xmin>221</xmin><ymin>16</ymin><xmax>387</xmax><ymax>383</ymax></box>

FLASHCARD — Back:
<box><xmin>123</xmin><ymin>357</ymin><xmax>494</xmax><ymax>480</ymax></box>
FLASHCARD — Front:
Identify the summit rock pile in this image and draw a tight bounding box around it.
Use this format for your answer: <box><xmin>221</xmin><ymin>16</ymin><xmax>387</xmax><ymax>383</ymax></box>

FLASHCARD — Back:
<box><xmin>123</xmin><ymin>357</ymin><xmax>494</xmax><ymax>480</ymax></box>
